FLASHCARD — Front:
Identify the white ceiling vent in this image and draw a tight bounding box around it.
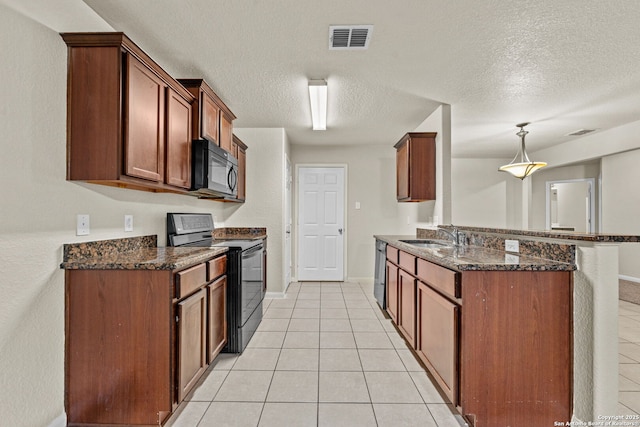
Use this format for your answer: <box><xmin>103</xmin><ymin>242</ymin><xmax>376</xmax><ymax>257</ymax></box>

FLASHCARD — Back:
<box><xmin>329</xmin><ymin>25</ymin><xmax>373</xmax><ymax>50</ymax></box>
<box><xmin>566</xmin><ymin>129</ymin><xmax>598</xmax><ymax>136</ymax></box>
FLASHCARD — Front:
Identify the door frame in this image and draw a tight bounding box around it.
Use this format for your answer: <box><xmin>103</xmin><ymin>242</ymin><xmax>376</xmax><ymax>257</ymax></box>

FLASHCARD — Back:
<box><xmin>294</xmin><ymin>164</ymin><xmax>348</xmax><ymax>282</ymax></box>
<box><xmin>545</xmin><ymin>178</ymin><xmax>596</xmax><ymax>233</ymax></box>
<box><xmin>284</xmin><ymin>154</ymin><xmax>292</xmax><ymax>289</ymax></box>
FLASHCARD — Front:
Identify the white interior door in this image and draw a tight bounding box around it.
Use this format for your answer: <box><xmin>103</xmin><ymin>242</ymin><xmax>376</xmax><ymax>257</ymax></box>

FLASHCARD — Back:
<box><xmin>298</xmin><ymin>167</ymin><xmax>345</xmax><ymax>281</ymax></box>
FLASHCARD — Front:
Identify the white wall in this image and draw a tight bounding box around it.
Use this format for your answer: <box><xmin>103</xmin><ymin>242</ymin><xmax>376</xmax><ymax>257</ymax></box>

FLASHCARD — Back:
<box><xmin>602</xmin><ymin>149</ymin><xmax>640</xmax><ymax>279</ymax></box>
<box><xmin>414</xmin><ymin>104</ymin><xmax>452</xmax><ymax>224</ymax></box>
<box><xmin>0</xmin><ymin>7</ymin><xmax>226</xmax><ymax>426</ymax></box>
<box><xmin>224</xmin><ymin>128</ymin><xmax>289</xmax><ymax>293</ymax></box>
<box><xmin>451</xmin><ymin>158</ymin><xmax>521</xmax><ymax>228</ymax></box>
<box><xmin>290</xmin><ymin>144</ymin><xmax>422</xmax><ymax>279</ymax></box>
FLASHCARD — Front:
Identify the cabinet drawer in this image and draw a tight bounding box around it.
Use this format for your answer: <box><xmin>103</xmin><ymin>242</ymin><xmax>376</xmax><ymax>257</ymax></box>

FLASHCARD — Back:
<box><xmin>399</xmin><ymin>251</ymin><xmax>416</xmax><ymax>274</ymax></box>
<box><xmin>417</xmin><ymin>259</ymin><xmax>459</xmax><ymax>299</ymax></box>
<box><xmin>176</xmin><ymin>263</ymin><xmax>207</xmax><ymax>299</ymax></box>
<box><xmin>207</xmin><ymin>255</ymin><xmax>227</xmax><ymax>281</ymax></box>
<box><xmin>386</xmin><ymin>246</ymin><xmax>399</xmax><ymax>264</ymax></box>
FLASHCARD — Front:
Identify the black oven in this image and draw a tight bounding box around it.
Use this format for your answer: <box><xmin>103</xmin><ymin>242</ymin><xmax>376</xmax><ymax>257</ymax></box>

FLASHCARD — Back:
<box><xmin>212</xmin><ymin>240</ymin><xmax>264</xmax><ymax>353</ymax></box>
<box><xmin>191</xmin><ymin>139</ymin><xmax>238</xmax><ymax>198</ymax></box>
<box><xmin>167</xmin><ymin>213</ymin><xmax>264</xmax><ymax>353</ymax></box>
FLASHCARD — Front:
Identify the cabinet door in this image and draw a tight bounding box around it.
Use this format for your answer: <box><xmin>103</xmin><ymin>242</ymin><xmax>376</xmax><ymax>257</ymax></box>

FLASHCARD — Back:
<box><xmin>386</xmin><ymin>261</ymin><xmax>399</xmax><ymax>323</ymax></box>
<box><xmin>177</xmin><ymin>288</ymin><xmax>207</xmax><ymax>402</ymax></box>
<box><xmin>417</xmin><ymin>282</ymin><xmax>459</xmax><ymax>405</ymax></box>
<box><xmin>398</xmin><ymin>269</ymin><xmax>416</xmax><ymax>346</ymax></box>
<box><xmin>166</xmin><ymin>88</ymin><xmax>192</xmax><ymax>189</ymax></box>
<box><xmin>219</xmin><ymin>112</ymin><xmax>233</xmax><ymax>153</ymax></box>
<box><xmin>208</xmin><ymin>276</ymin><xmax>227</xmax><ymax>363</ymax></box>
<box><xmin>125</xmin><ymin>55</ymin><xmax>166</xmax><ymax>182</ymax></box>
<box><xmin>202</xmin><ymin>93</ymin><xmax>220</xmax><ymax>144</ymax></box>
<box><xmin>236</xmin><ymin>146</ymin><xmax>246</xmax><ymax>201</ymax></box>
<box><xmin>396</xmin><ymin>140</ymin><xmax>410</xmax><ymax>201</ymax></box>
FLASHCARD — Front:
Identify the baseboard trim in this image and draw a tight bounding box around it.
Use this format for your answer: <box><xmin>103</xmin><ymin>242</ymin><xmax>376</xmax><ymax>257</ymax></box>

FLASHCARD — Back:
<box><xmin>347</xmin><ymin>276</ymin><xmax>374</xmax><ymax>283</ymax></box>
<box><xmin>48</xmin><ymin>412</ymin><xmax>66</xmax><ymax>427</ymax></box>
<box><xmin>620</xmin><ymin>274</ymin><xmax>640</xmax><ymax>283</ymax></box>
<box><xmin>265</xmin><ymin>291</ymin><xmax>286</xmax><ymax>299</ymax></box>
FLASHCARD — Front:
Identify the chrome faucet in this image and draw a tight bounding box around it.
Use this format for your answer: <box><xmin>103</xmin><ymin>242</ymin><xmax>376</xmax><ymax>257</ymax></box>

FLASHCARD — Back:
<box><xmin>438</xmin><ymin>226</ymin><xmax>461</xmax><ymax>246</ymax></box>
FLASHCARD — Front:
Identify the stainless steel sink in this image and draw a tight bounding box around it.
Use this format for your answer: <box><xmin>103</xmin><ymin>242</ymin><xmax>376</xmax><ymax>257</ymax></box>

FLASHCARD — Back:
<box><xmin>399</xmin><ymin>239</ymin><xmax>451</xmax><ymax>249</ymax></box>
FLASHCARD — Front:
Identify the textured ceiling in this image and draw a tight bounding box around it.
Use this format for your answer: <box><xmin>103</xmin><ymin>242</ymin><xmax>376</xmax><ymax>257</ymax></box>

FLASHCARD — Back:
<box><xmin>4</xmin><ymin>0</ymin><xmax>640</xmax><ymax>158</ymax></box>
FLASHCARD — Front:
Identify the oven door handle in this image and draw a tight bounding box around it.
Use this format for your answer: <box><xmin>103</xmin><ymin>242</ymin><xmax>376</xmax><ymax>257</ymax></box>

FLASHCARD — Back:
<box><xmin>242</xmin><ymin>244</ymin><xmax>264</xmax><ymax>257</ymax></box>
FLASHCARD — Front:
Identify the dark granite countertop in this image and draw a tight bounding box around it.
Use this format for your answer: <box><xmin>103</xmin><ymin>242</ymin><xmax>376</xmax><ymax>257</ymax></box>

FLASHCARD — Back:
<box><xmin>375</xmin><ymin>235</ymin><xmax>576</xmax><ymax>272</ymax></box>
<box><xmin>212</xmin><ymin>227</ymin><xmax>267</xmax><ymax>241</ymax></box>
<box><xmin>454</xmin><ymin>225</ymin><xmax>640</xmax><ymax>243</ymax></box>
<box><xmin>60</xmin><ymin>235</ymin><xmax>227</xmax><ymax>270</ymax></box>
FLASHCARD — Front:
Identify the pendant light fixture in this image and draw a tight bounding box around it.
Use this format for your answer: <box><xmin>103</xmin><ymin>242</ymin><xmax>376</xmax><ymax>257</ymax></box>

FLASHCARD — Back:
<box><xmin>498</xmin><ymin>122</ymin><xmax>547</xmax><ymax>179</ymax></box>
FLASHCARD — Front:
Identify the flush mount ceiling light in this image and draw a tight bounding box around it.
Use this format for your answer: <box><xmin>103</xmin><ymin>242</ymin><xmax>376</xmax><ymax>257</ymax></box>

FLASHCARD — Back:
<box><xmin>498</xmin><ymin>122</ymin><xmax>547</xmax><ymax>179</ymax></box>
<box><xmin>308</xmin><ymin>79</ymin><xmax>327</xmax><ymax>131</ymax></box>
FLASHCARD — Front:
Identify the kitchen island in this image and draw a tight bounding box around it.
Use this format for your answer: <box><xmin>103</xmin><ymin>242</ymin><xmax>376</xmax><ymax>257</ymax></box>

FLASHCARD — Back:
<box><xmin>378</xmin><ymin>226</ymin><xmax>640</xmax><ymax>426</ymax></box>
<box><xmin>376</xmin><ymin>232</ymin><xmax>574</xmax><ymax>427</ymax></box>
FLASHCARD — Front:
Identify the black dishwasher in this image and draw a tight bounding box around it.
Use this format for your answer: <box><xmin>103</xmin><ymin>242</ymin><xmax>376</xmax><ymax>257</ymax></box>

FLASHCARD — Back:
<box><xmin>374</xmin><ymin>239</ymin><xmax>387</xmax><ymax>309</ymax></box>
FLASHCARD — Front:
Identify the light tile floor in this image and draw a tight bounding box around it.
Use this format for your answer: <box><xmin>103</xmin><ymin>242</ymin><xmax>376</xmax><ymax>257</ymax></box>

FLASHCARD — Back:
<box><xmin>167</xmin><ymin>281</ymin><xmax>466</xmax><ymax>427</ymax></box>
<box><xmin>619</xmin><ymin>300</ymin><xmax>640</xmax><ymax>415</ymax></box>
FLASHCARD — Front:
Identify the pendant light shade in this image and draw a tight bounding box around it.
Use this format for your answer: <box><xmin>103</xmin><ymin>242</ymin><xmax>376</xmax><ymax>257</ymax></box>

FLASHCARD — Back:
<box><xmin>498</xmin><ymin>122</ymin><xmax>547</xmax><ymax>179</ymax></box>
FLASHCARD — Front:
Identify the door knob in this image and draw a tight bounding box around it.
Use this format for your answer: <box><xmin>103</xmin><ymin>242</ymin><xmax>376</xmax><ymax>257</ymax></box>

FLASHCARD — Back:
<box><xmin>338</xmin><ymin>228</ymin><xmax>343</xmax><ymax>235</ymax></box>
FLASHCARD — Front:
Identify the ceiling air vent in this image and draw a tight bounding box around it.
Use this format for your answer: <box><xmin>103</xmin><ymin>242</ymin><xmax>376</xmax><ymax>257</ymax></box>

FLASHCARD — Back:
<box><xmin>566</xmin><ymin>129</ymin><xmax>598</xmax><ymax>136</ymax></box>
<box><xmin>329</xmin><ymin>25</ymin><xmax>373</xmax><ymax>50</ymax></box>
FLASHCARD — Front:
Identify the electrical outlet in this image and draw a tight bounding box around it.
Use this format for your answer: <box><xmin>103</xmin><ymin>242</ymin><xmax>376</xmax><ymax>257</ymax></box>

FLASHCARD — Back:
<box><xmin>505</xmin><ymin>253</ymin><xmax>520</xmax><ymax>264</ymax></box>
<box><xmin>505</xmin><ymin>239</ymin><xmax>520</xmax><ymax>253</ymax></box>
<box><xmin>76</xmin><ymin>214</ymin><xmax>90</xmax><ymax>236</ymax></box>
<box><xmin>124</xmin><ymin>215</ymin><xmax>133</xmax><ymax>232</ymax></box>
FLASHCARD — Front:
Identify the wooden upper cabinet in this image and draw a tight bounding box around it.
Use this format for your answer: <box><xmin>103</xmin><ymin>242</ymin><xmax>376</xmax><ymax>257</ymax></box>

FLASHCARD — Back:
<box><xmin>394</xmin><ymin>132</ymin><xmax>436</xmax><ymax>202</ymax></box>
<box><xmin>233</xmin><ymin>134</ymin><xmax>247</xmax><ymax>202</ymax></box>
<box><xmin>125</xmin><ymin>55</ymin><xmax>166</xmax><ymax>182</ymax></box>
<box><xmin>178</xmin><ymin>79</ymin><xmax>236</xmax><ymax>155</ymax></box>
<box><xmin>166</xmin><ymin>88</ymin><xmax>192</xmax><ymax>189</ymax></box>
<box><xmin>61</xmin><ymin>32</ymin><xmax>195</xmax><ymax>192</ymax></box>
<box><xmin>219</xmin><ymin>112</ymin><xmax>233</xmax><ymax>153</ymax></box>
<box><xmin>202</xmin><ymin>94</ymin><xmax>220</xmax><ymax>144</ymax></box>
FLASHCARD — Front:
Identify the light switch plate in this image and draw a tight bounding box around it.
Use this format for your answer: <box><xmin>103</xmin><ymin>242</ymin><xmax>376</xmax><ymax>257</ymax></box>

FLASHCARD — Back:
<box><xmin>505</xmin><ymin>239</ymin><xmax>519</xmax><ymax>253</ymax></box>
<box><xmin>355</xmin><ymin>201</ymin><xmax>361</xmax><ymax>210</ymax></box>
<box><xmin>76</xmin><ymin>214</ymin><xmax>90</xmax><ymax>236</ymax></box>
<box><xmin>124</xmin><ymin>215</ymin><xmax>133</xmax><ymax>232</ymax></box>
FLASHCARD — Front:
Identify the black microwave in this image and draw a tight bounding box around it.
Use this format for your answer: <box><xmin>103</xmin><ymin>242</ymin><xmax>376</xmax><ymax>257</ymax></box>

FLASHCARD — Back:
<box><xmin>191</xmin><ymin>139</ymin><xmax>238</xmax><ymax>198</ymax></box>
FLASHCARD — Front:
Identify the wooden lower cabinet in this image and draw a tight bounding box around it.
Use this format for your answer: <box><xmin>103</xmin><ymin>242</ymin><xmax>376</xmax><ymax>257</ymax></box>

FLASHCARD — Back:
<box><xmin>385</xmin><ymin>261</ymin><xmax>399</xmax><ymax>323</ymax></box>
<box><xmin>177</xmin><ymin>288</ymin><xmax>207</xmax><ymax>402</ymax></box>
<box><xmin>65</xmin><ymin>253</ymin><xmax>228</xmax><ymax>426</ymax></box>
<box><xmin>416</xmin><ymin>282</ymin><xmax>459</xmax><ymax>406</ymax></box>
<box><xmin>398</xmin><ymin>269</ymin><xmax>416</xmax><ymax>347</ymax></box>
<box><xmin>460</xmin><ymin>270</ymin><xmax>572</xmax><ymax>427</ymax></box>
<box><xmin>208</xmin><ymin>276</ymin><xmax>227</xmax><ymax>362</ymax></box>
